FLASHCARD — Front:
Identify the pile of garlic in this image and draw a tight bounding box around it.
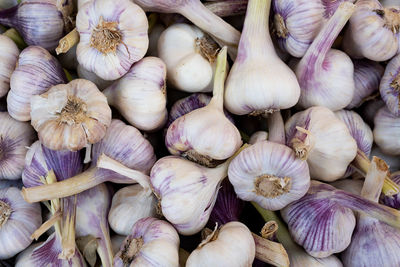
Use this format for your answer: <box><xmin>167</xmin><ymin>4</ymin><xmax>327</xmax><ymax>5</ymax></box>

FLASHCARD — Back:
<box><xmin>1</xmin><ymin>0</ymin><xmax>400</xmax><ymax>266</ymax></box>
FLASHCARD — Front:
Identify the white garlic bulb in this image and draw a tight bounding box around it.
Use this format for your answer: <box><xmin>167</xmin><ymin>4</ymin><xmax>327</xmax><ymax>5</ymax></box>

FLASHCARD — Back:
<box><xmin>371</xmin><ymin>145</ymin><xmax>400</xmax><ymax>172</ymax></box>
<box><xmin>77</xmin><ymin>64</ymin><xmax>113</xmax><ymax>91</ymax></box>
<box><xmin>249</xmin><ymin>131</ymin><xmax>268</xmax><ymax>145</ymax></box>
<box><xmin>229</xmin><ymin>141</ymin><xmax>310</xmax><ymax>211</ymax></box>
<box><xmin>113</xmin><ymin>217</ymin><xmax>180</xmax><ymax>267</ymax></box>
<box><xmin>0</xmin><ymin>35</ymin><xmax>18</xmax><ymax>98</ymax></box>
<box><xmin>0</xmin><ymin>112</ymin><xmax>36</xmax><ymax>180</ymax></box>
<box><xmin>373</xmin><ymin>106</ymin><xmax>400</xmax><ymax>155</ymax></box>
<box><xmin>186</xmin><ymin>222</ymin><xmax>256</xmax><ymax>267</ymax></box>
<box><xmin>158</xmin><ymin>23</ymin><xmax>220</xmax><ymax>93</ymax></box>
<box><xmin>103</xmin><ymin>57</ymin><xmax>168</xmax><ymax>132</ymax></box>
<box><xmin>30</xmin><ymin>79</ymin><xmax>112</xmax><ymax>151</ymax></box>
<box><xmin>285</xmin><ymin>106</ymin><xmax>357</xmax><ymax>182</ymax></box>
<box><xmin>0</xmin><ymin>187</ymin><xmax>42</xmax><ymax>259</ymax></box>
<box><xmin>108</xmin><ymin>184</ymin><xmax>157</xmax><ymax>236</ymax></box>
<box><xmin>76</xmin><ymin>0</ymin><xmax>149</xmax><ymax>80</ymax></box>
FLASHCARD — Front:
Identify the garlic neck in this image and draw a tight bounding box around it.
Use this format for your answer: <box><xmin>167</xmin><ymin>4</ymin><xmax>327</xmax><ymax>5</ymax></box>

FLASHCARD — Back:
<box><xmin>199</xmin><ymin>227</ymin><xmax>219</xmax><ymax>248</ymax></box>
<box><xmin>57</xmin><ymin>95</ymin><xmax>87</xmax><ymax>125</ymax></box>
<box><xmin>195</xmin><ymin>35</ymin><xmax>220</xmax><ymax>63</ymax></box>
<box><xmin>0</xmin><ymin>200</ymin><xmax>11</xmax><ymax>228</ymax></box>
<box><xmin>274</xmin><ymin>14</ymin><xmax>288</xmax><ymax>38</ymax></box>
<box><xmin>90</xmin><ymin>16</ymin><xmax>123</xmax><ymax>54</ymax></box>
<box><xmin>121</xmin><ymin>237</ymin><xmax>144</xmax><ymax>265</ymax></box>
<box><xmin>390</xmin><ymin>72</ymin><xmax>400</xmax><ymax>99</ymax></box>
<box><xmin>182</xmin><ymin>150</ymin><xmax>225</xmax><ymax>168</ymax></box>
<box><xmin>254</xmin><ymin>174</ymin><xmax>291</xmax><ymax>198</ymax></box>
<box><xmin>290</xmin><ymin>126</ymin><xmax>313</xmax><ymax>160</ymax></box>
<box><xmin>374</xmin><ymin>8</ymin><xmax>400</xmax><ymax>33</ymax></box>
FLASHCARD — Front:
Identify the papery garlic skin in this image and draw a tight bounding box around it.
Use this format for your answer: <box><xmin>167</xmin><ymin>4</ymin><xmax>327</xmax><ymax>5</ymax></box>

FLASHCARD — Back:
<box><xmin>108</xmin><ymin>184</ymin><xmax>157</xmax><ymax>236</ymax></box>
<box><xmin>380</xmin><ymin>53</ymin><xmax>400</xmax><ymax>116</ymax></box>
<box><xmin>15</xmin><ymin>242</ymin><xmax>42</xmax><ymax>267</ymax></box>
<box><xmin>229</xmin><ymin>141</ymin><xmax>310</xmax><ymax>211</ymax></box>
<box><xmin>7</xmin><ymin>46</ymin><xmax>67</xmax><ymax>121</ymax></box>
<box><xmin>0</xmin><ymin>35</ymin><xmax>18</xmax><ymax>98</ymax></box>
<box><xmin>0</xmin><ymin>187</ymin><xmax>42</xmax><ymax>259</ymax></box>
<box><xmin>77</xmin><ymin>64</ymin><xmax>113</xmax><ymax>91</ymax></box>
<box><xmin>103</xmin><ymin>57</ymin><xmax>168</xmax><ymax>131</ymax></box>
<box><xmin>0</xmin><ymin>112</ymin><xmax>35</xmax><ymax>180</ymax></box>
<box><xmin>373</xmin><ymin>106</ymin><xmax>400</xmax><ymax>155</ymax></box>
<box><xmin>186</xmin><ymin>222</ymin><xmax>255</xmax><ymax>267</ymax></box>
<box><xmin>343</xmin><ymin>0</ymin><xmax>400</xmax><ymax>61</ymax></box>
<box><xmin>113</xmin><ymin>217</ymin><xmax>180</xmax><ymax>267</ymax></box>
<box><xmin>76</xmin><ymin>0</ymin><xmax>149</xmax><ymax>80</ymax></box>
<box><xmin>30</xmin><ymin>79</ymin><xmax>112</xmax><ymax>151</ymax></box>
<box><xmin>158</xmin><ymin>23</ymin><xmax>220</xmax><ymax>93</ymax></box>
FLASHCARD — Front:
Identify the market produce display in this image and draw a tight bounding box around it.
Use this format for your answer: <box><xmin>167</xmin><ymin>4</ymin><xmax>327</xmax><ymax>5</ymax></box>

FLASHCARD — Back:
<box><xmin>0</xmin><ymin>0</ymin><xmax>400</xmax><ymax>266</ymax></box>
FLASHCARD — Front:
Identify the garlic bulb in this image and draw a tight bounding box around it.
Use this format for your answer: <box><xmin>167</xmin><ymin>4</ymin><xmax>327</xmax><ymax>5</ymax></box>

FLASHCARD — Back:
<box><xmin>113</xmin><ymin>217</ymin><xmax>180</xmax><ymax>267</ymax></box>
<box><xmin>229</xmin><ymin>141</ymin><xmax>310</xmax><ymax>211</ymax></box>
<box><xmin>158</xmin><ymin>23</ymin><xmax>220</xmax><ymax>93</ymax></box>
<box><xmin>380</xmin><ymin>53</ymin><xmax>400</xmax><ymax>116</ymax></box>
<box><xmin>147</xmin><ymin>23</ymin><xmax>165</xmax><ymax>57</ymax></box>
<box><xmin>186</xmin><ymin>222</ymin><xmax>255</xmax><ymax>267</ymax></box>
<box><xmin>30</xmin><ymin>79</ymin><xmax>112</xmax><ymax>151</ymax></box>
<box><xmin>381</xmin><ymin>0</ymin><xmax>400</xmax><ymax>8</ymax></box>
<box><xmin>77</xmin><ymin>64</ymin><xmax>113</xmax><ymax>91</ymax></box>
<box><xmin>360</xmin><ymin>98</ymin><xmax>385</xmax><ymax>128</ymax></box>
<box><xmin>103</xmin><ymin>57</ymin><xmax>168</xmax><ymax>131</ymax></box>
<box><xmin>150</xmin><ymin>156</ymin><xmax>230</xmax><ymax>235</ymax></box>
<box><xmin>15</xmin><ymin>242</ymin><xmax>41</xmax><ymax>267</ymax></box>
<box><xmin>292</xmin><ymin>2</ymin><xmax>355</xmax><ymax>111</ymax></box>
<box><xmin>331</xmin><ymin>179</ymin><xmax>363</xmax><ymax>195</ymax></box>
<box><xmin>347</xmin><ymin>59</ymin><xmax>384</xmax><ymax>109</ymax></box>
<box><xmin>0</xmin><ymin>35</ymin><xmax>18</xmax><ymax>98</ymax></box>
<box><xmin>343</xmin><ymin>0</ymin><xmax>400</xmax><ymax>61</ymax></box>
<box><xmin>285</xmin><ymin>106</ymin><xmax>357</xmax><ymax>182</ymax></box>
<box><xmin>224</xmin><ymin>0</ymin><xmax>300</xmax><ymax>115</ymax></box>
<box><xmin>0</xmin><ymin>112</ymin><xmax>35</xmax><ymax>180</ymax></box>
<box><xmin>7</xmin><ymin>46</ymin><xmax>67</xmax><ymax>121</ymax></box>
<box><xmin>373</xmin><ymin>106</ymin><xmax>400</xmax><ymax>155</ymax></box>
<box><xmin>0</xmin><ymin>179</ymin><xmax>22</xmax><ymax>190</ymax></box>
<box><xmin>108</xmin><ymin>184</ymin><xmax>157</xmax><ymax>236</ymax></box>
<box><xmin>165</xmin><ymin>47</ymin><xmax>242</xmax><ymax>167</ymax></box>
<box><xmin>371</xmin><ymin>145</ymin><xmax>400</xmax><ymax>172</ymax></box>
<box><xmin>76</xmin><ymin>0</ymin><xmax>148</xmax><ymax>80</ymax></box>
<box><xmin>0</xmin><ymin>0</ymin><xmax>17</xmax><ymax>9</ymax></box>
<box><xmin>204</xmin><ymin>0</ymin><xmax>248</xmax><ymax>17</ymax></box>
<box><xmin>58</xmin><ymin>45</ymin><xmax>78</xmax><ymax>71</ymax></box>
<box><xmin>249</xmin><ymin>131</ymin><xmax>268</xmax><ymax>145</ymax></box>
<box><xmin>0</xmin><ymin>187</ymin><xmax>41</xmax><ymax>259</ymax></box>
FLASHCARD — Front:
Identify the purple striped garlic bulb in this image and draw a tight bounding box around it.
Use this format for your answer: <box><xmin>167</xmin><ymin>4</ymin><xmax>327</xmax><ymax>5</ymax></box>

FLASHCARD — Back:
<box><xmin>0</xmin><ymin>35</ymin><xmax>18</xmax><ymax>98</ymax></box>
<box><xmin>373</xmin><ymin>106</ymin><xmax>400</xmax><ymax>156</ymax></box>
<box><xmin>380</xmin><ymin>53</ymin><xmax>400</xmax><ymax>116</ymax></box>
<box><xmin>76</xmin><ymin>0</ymin><xmax>149</xmax><ymax>80</ymax></box>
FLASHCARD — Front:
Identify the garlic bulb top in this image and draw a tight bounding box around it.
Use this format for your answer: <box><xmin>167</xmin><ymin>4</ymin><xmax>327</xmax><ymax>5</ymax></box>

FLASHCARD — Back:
<box><xmin>0</xmin><ymin>112</ymin><xmax>36</xmax><ymax>180</ymax></box>
<box><xmin>108</xmin><ymin>184</ymin><xmax>157</xmax><ymax>236</ymax></box>
<box><xmin>7</xmin><ymin>46</ymin><xmax>67</xmax><ymax>121</ymax></box>
<box><xmin>373</xmin><ymin>106</ymin><xmax>400</xmax><ymax>155</ymax></box>
<box><xmin>224</xmin><ymin>0</ymin><xmax>300</xmax><ymax>115</ymax></box>
<box><xmin>158</xmin><ymin>23</ymin><xmax>220</xmax><ymax>93</ymax></box>
<box><xmin>293</xmin><ymin>2</ymin><xmax>355</xmax><ymax>111</ymax></box>
<box><xmin>30</xmin><ymin>79</ymin><xmax>112</xmax><ymax>151</ymax></box>
<box><xmin>380</xmin><ymin>53</ymin><xmax>400</xmax><ymax>116</ymax></box>
<box><xmin>103</xmin><ymin>57</ymin><xmax>168</xmax><ymax>131</ymax></box>
<box><xmin>113</xmin><ymin>217</ymin><xmax>180</xmax><ymax>267</ymax></box>
<box><xmin>285</xmin><ymin>106</ymin><xmax>357</xmax><ymax>182</ymax></box>
<box><xmin>186</xmin><ymin>222</ymin><xmax>256</xmax><ymax>267</ymax></box>
<box><xmin>0</xmin><ymin>187</ymin><xmax>42</xmax><ymax>259</ymax></box>
<box><xmin>0</xmin><ymin>35</ymin><xmax>18</xmax><ymax>98</ymax></box>
<box><xmin>343</xmin><ymin>0</ymin><xmax>400</xmax><ymax>61</ymax></box>
<box><xmin>228</xmin><ymin>141</ymin><xmax>310</xmax><ymax>211</ymax></box>
<box><xmin>76</xmin><ymin>0</ymin><xmax>149</xmax><ymax>81</ymax></box>
<box><xmin>165</xmin><ymin>47</ymin><xmax>242</xmax><ymax>167</ymax></box>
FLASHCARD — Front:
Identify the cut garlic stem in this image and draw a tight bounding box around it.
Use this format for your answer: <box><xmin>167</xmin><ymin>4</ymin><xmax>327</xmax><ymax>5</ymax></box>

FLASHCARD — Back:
<box><xmin>56</xmin><ymin>28</ymin><xmax>79</xmax><ymax>55</ymax></box>
<box><xmin>265</xmin><ymin>111</ymin><xmax>285</xmax><ymax>145</ymax></box>
<box><xmin>252</xmin><ymin>233</ymin><xmax>289</xmax><ymax>267</ymax></box>
<box><xmin>361</xmin><ymin>156</ymin><xmax>388</xmax><ymax>202</ymax></box>
<box><xmin>31</xmin><ymin>210</ymin><xmax>62</xmax><ymax>240</ymax></box>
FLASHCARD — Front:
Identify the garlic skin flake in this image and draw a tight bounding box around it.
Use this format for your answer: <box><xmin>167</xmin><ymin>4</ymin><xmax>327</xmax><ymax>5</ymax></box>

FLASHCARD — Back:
<box><xmin>373</xmin><ymin>106</ymin><xmax>400</xmax><ymax>156</ymax></box>
<box><xmin>0</xmin><ymin>35</ymin><xmax>18</xmax><ymax>98</ymax></box>
<box><xmin>103</xmin><ymin>57</ymin><xmax>168</xmax><ymax>131</ymax></box>
<box><xmin>158</xmin><ymin>23</ymin><xmax>220</xmax><ymax>93</ymax></box>
<box><xmin>228</xmin><ymin>141</ymin><xmax>310</xmax><ymax>211</ymax></box>
<box><xmin>108</xmin><ymin>184</ymin><xmax>157</xmax><ymax>236</ymax></box>
<box><xmin>186</xmin><ymin>222</ymin><xmax>256</xmax><ymax>267</ymax></box>
<box><xmin>76</xmin><ymin>0</ymin><xmax>149</xmax><ymax>80</ymax></box>
<box><xmin>114</xmin><ymin>217</ymin><xmax>180</xmax><ymax>267</ymax></box>
<box><xmin>0</xmin><ymin>112</ymin><xmax>36</xmax><ymax>180</ymax></box>
<box><xmin>30</xmin><ymin>79</ymin><xmax>112</xmax><ymax>151</ymax></box>
<box><xmin>0</xmin><ymin>187</ymin><xmax>42</xmax><ymax>259</ymax></box>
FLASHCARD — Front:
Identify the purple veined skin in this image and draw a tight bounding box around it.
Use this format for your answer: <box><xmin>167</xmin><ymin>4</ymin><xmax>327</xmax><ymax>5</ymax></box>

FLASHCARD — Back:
<box><xmin>381</xmin><ymin>171</ymin><xmax>400</xmax><ymax>210</ymax></box>
<box><xmin>373</xmin><ymin>106</ymin><xmax>400</xmax><ymax>156</ymax></box>
<box><xmin>0</xmin><ymin>35</ymin><xmax>19</xmax><ymax>98</ymax></box>
<box><xmin>22</xmin><ymin>119</ymin><xmax>156</xmax><ymax>203</ymax></box>
<box><xmin>379</xmin><ymin>53</ymin><xmax>400</xmax><ymax>116</ymax></box>
<box><xmin>0</xmin><ymin>0</ymin><xmax>73</xmax><ymax>51</ymax></box>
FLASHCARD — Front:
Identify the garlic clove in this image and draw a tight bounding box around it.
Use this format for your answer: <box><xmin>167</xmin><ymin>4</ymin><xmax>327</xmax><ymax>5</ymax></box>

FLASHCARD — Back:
<box><xmin>103</xmin><ymin>57</ymin><xmax>168</xmax><ymax>132</ymax></box>
<box><xmin>108</xmin><ymin>184</ymin><xmax>157</xmax><ymax>236</ymax></box>
<box><xmin>186</xmin><ymin>222</ymin><xmax>256</xmax><ymax>267</ymax></box>
<box><xmin>0</xmin><ymin>35</ymin><xmax>18</xmax><ymax>98</ymax></box>
<box><xmin>373</xmin><ymin>106</ymin><xmax>400</xmax><ymax>155</ymax></box>
<box><xmin>7</xmin><ymin>46</ymin><xmax>67</xmax><ymax>121</ymax></box>
<box><xmin>76</xmin><ymin>0</ymin><xmax>149</xmax><ymax>80</ymax></box>
<box><xmin>0</xmin><ymin>112</ymin><xmax>36</xmax><ymax>180</ymax></box>
<box><xmin>380</xmin><ymin>53</ymin><xmax>400</xmax><ymax>116</ymax></box>
<box><xmin>30</xmin><ymin>79</ymin><xmax>112</xmax><ymax>151</ymax></box>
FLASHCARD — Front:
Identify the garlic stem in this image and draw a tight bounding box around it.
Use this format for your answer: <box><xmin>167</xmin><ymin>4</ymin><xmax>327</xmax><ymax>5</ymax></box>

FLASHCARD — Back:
<box><xmin>56</xmin><ymin>28</ymin><xmax>79</xmax><ymax>55</ymax></box>
<box><xmin>59</xmin><ymin>196</ymin><xmax>77</xmax><ymax>260</ymax></box>
<box><xmin>204</xmin><ymin>0</ymin><xmax>248</xmax><ymax>17</ymax></box>
<box><xmin>209</xmin><ymin>46</ymin><xmax>227</xmax><ymax>111</ymax></box>
<box><xmin>97</xmin><ymin>222</ymin><xmax>114</xmax><ymax>267</ymax></box>
<box><xmin>289</xmin><ymin>126</ymin><xmax>314</xmax><ymax>160</ymax></box>
<box><xmin>361</xmin><ymin>156</ymin><xmax>388</xmax><ymax>202</ymax></box>
<box><xmin>265</xmin><ymin>111</ymin><xmax>285</xmax><ymax>145</ymax></box>
<box><xmin>252</xmin><ymin>233</ymin><xmax>289</xmax><ymax>267</ymax></box>
<box><xmin>31</xmin><ymin>210</ymin><xmax>62</xmax><ymax>240</ymax></box>
<box><xmin>179</xmin><ymin>0</ymin><xmax>240</xmax><ymax>58</ymax></box>
<box><xmin>3</xmin><ymin>28</ymin><xmax>26</xmax><ymax>49</ymax></box>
